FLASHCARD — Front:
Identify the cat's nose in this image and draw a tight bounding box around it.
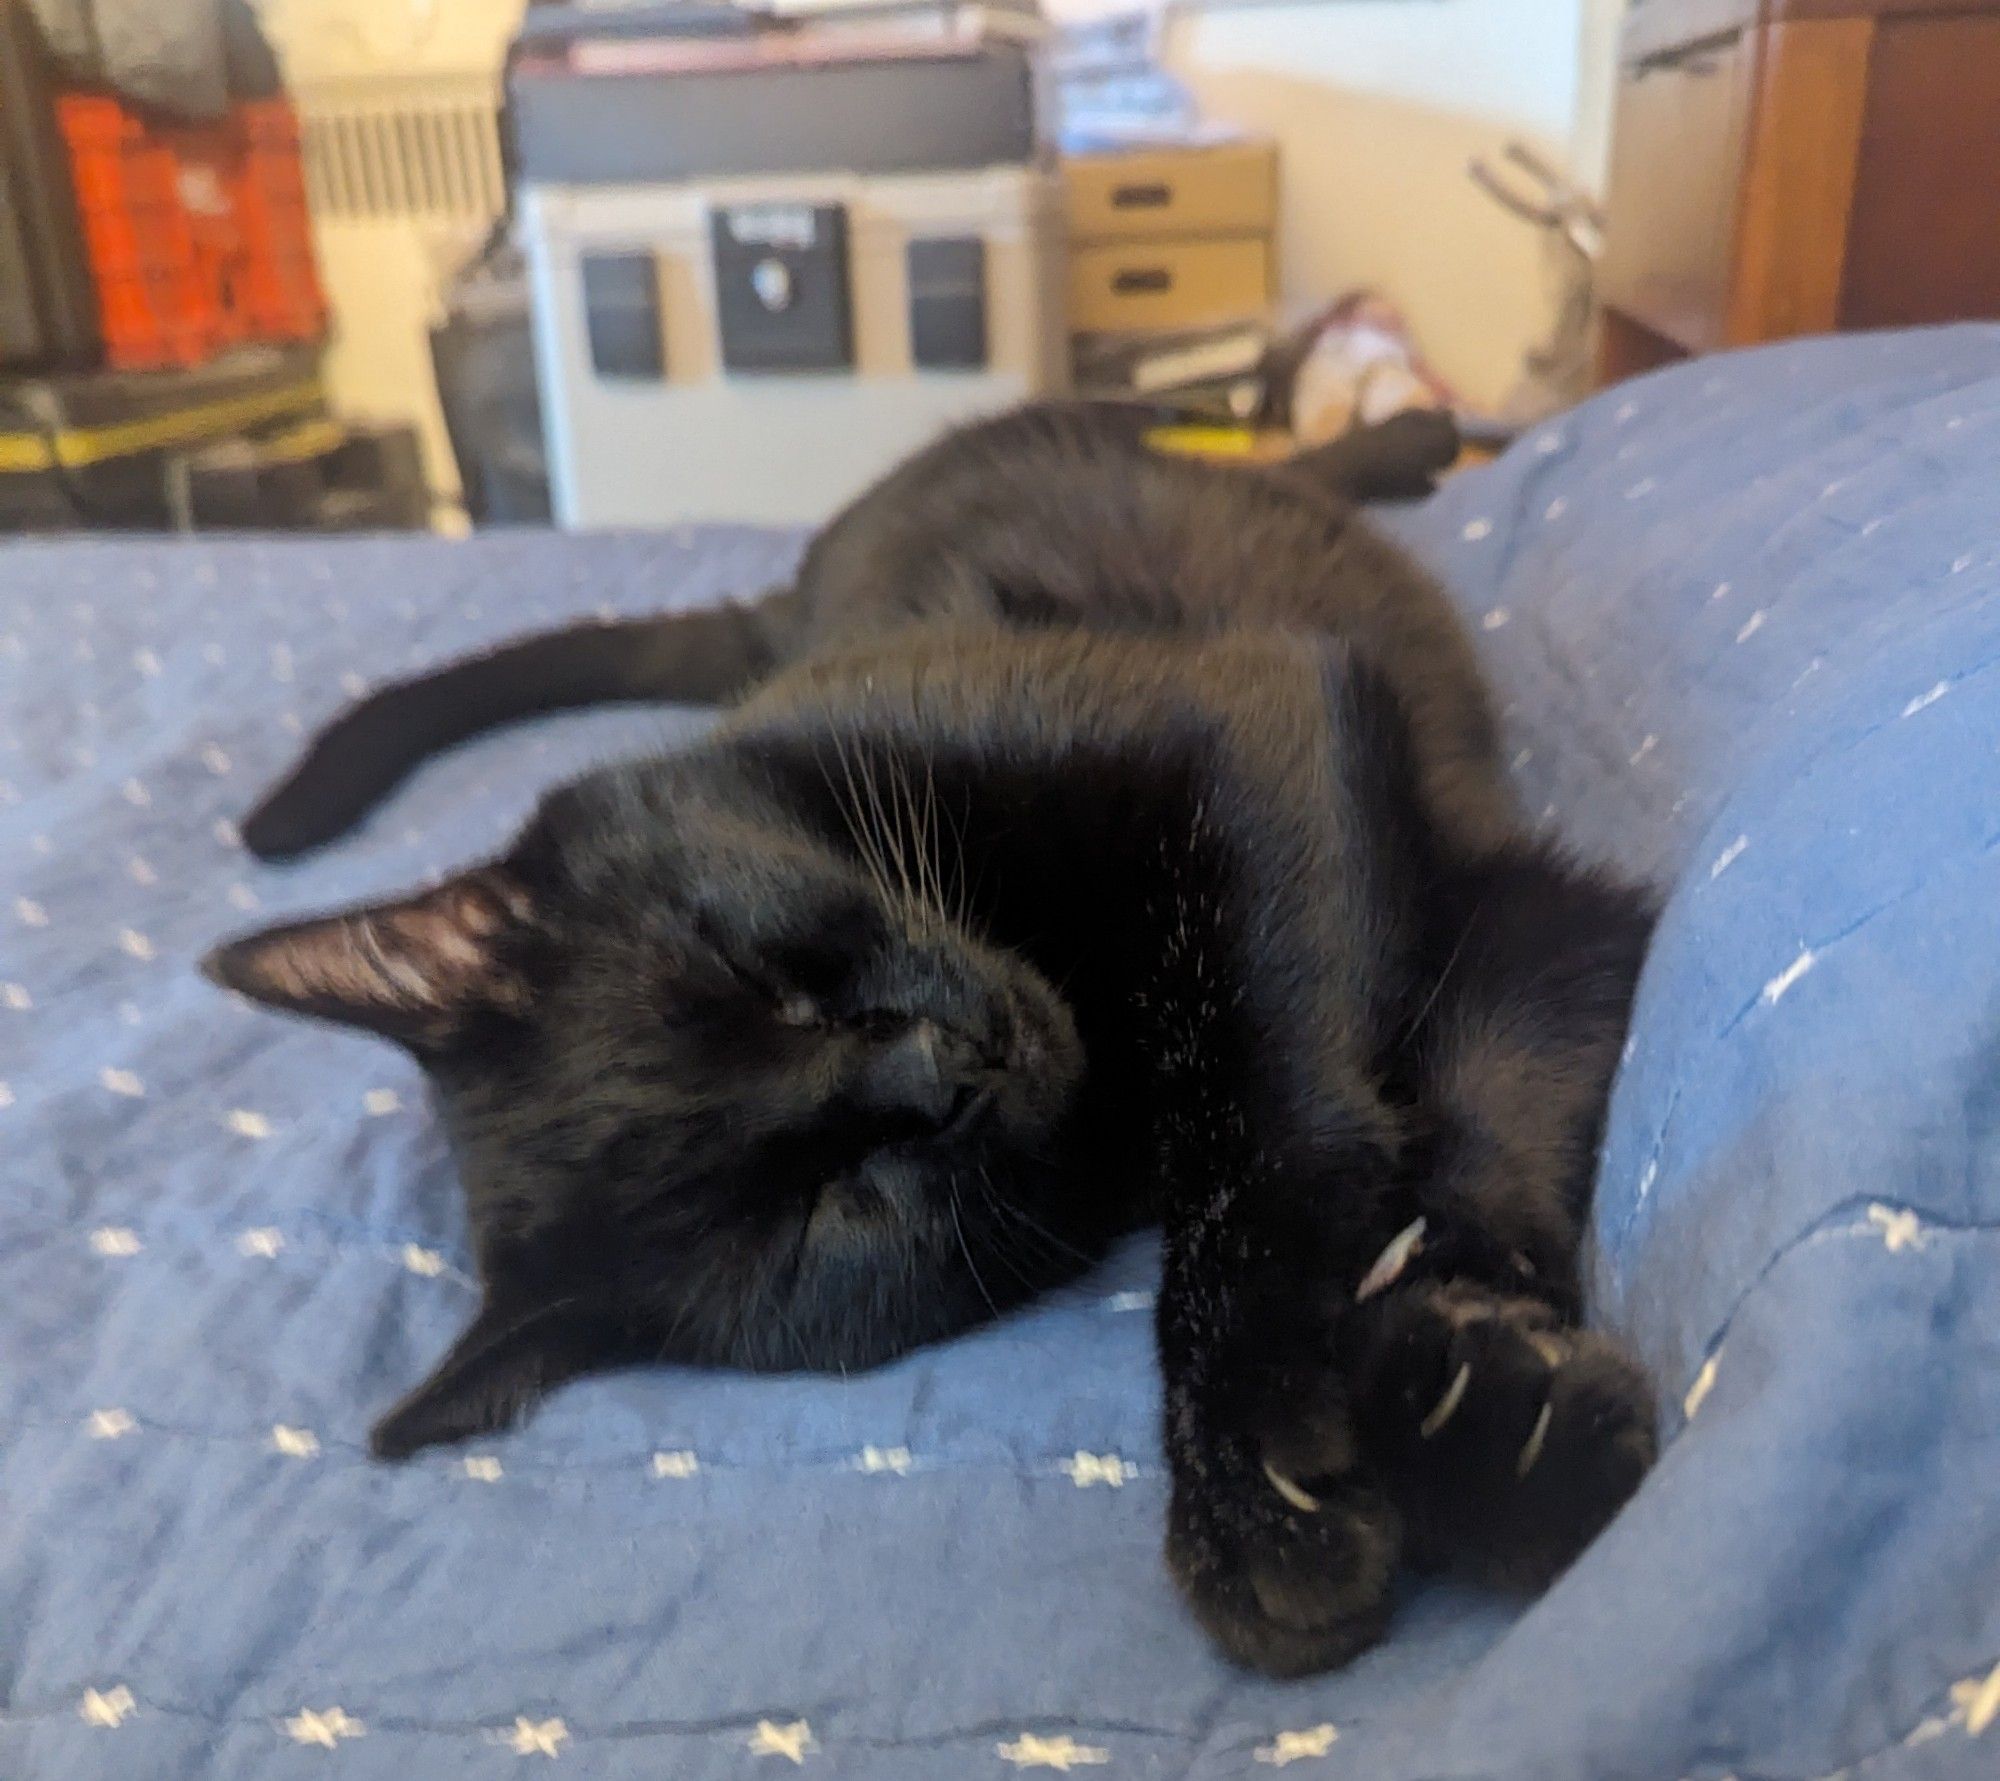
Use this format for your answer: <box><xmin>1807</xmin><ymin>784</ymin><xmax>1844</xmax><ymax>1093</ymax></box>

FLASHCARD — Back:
<box><xmin>853</xmin><ymin>1019</ymin><xmax>972</xmax><ymax>1128</ymax></box>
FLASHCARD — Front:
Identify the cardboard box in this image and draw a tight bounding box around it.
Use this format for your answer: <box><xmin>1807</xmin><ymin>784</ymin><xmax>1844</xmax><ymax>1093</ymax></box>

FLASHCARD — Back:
<box><xmin>1066</xmin><ymin>235</ymin><xmax>1271</xmax><ymax>333</ymax></box>
<box><xmin>1062</xmin><ymin>141</ymin><xmax>1277</xmax><ymax>243</ymax></box>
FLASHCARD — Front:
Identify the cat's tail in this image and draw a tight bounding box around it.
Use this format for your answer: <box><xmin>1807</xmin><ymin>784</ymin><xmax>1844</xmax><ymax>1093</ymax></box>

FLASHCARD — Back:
<box><xmin>240</xmin><ymin>585</ymin><xmax>808</xmax><ymax>861</ymax></box>
<box><xmin>1273</xmin><ymin>408</ymin><xmax>1462</xmax><ymax>504</ymax></box>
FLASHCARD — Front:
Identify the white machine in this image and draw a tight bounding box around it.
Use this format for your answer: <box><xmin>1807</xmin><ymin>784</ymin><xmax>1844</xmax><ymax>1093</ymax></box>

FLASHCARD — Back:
<box><xmin>513</xmin><ymin>3</ymin><xmax>1068</xmax><ymax>529</ymax></box>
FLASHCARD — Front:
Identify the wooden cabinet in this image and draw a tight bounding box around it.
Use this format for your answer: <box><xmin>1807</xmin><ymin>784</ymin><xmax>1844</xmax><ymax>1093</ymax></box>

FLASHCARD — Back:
<box><xmin>1600</xmin><ymin>25</ymin><xmax>1760</xmax><ymax>356</ymax></box>
<box><xmin>1060</xmin><ymin>142</ymin><xmax>1277</xmax><ymax>336</ymax></box>
<box><xmin>1597</xmin><ymin>0</ymin><xmax>2000</xmax><ymax>383</ymax></box>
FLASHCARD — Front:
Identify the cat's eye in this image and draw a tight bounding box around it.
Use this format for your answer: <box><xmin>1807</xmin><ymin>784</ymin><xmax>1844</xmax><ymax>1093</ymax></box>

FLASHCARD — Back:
<box><xmin>775</xmin><ymin>994</ymin><xmax>822</xmax><ymax>1028</ymax></box>
<box><xmin>852</xmin><ymin>1009</ymin><xmax>909</xmax><ymax>1042</ymax></box>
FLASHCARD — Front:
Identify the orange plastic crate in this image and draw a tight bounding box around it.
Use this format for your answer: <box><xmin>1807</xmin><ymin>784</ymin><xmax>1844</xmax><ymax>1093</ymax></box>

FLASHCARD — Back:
<box><xmin>173</xmin><ymin>122</ymin><xmax>253</xmax><ymax>355</ymax></box>
<box><xmin>55</xmin><ymin>94</ymin><xmax>220</xmax><ymax>369</ymax></box>
<box><xmin>53</xmin><ymin>92</ymin><xmax>327</xmax><ymax>371</ymax></box>
<box><xmin>229</xmin><ymin>99</ymin><xmax>328</xmax><ymax>342</ymax></box>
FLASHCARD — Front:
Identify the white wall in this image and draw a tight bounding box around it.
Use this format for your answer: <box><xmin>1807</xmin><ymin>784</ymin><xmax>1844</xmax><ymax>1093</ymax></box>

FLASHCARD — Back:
<box><xmin>1172</xmin><ymin>0</ymin><xmax>1583</xmax><ymax>138</ymax></box>
<box><xmin>257</xmin><ymin>0</ymin><xmax>524</xmax><ymax>81</ymax></box>
<box><xmin>1159</xmin><ymin>0</ymin><xmax>1610</xmax><ymax>409</ymax></box>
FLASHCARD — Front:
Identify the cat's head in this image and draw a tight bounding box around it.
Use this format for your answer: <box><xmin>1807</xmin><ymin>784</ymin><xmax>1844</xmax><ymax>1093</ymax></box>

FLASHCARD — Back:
<box><xmin>204</xmin><ymin>760</ymin><xmax>1091</xmax><ymax>1459</ymax></box>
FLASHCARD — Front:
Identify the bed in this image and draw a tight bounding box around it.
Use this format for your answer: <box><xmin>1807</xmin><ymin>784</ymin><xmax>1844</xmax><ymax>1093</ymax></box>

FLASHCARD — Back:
<box><xmin>2</xmin><ymin>329</ymin><xmax>1996</xmax><ymax>1780</ymax></box>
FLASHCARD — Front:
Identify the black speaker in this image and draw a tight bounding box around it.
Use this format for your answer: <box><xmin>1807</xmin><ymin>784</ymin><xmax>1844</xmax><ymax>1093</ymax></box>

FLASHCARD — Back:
<box><xmin>711</xmin><ymin>202</ymin><xmax>853</xmax><ymax>375</ymax></box>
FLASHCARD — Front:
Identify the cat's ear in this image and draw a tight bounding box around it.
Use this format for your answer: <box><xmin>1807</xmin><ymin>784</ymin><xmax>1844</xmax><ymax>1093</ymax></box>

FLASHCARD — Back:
<box><xmin>368</xmin><ymin>1295</ymin><xmax>627</xmax><ymax>1461</ymax></box>
<box><xmin>201</xmin><ymin>865</ymin><xmax>537</xmax><ymax>1049</ymax></box>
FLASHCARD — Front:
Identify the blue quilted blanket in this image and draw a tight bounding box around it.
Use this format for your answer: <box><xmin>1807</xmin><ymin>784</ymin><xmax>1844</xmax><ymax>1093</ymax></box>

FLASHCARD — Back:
<box><xmin>2</xmin><ymin>330</ymin><xmax>1996</xmax><ymax>1780</ymax></box>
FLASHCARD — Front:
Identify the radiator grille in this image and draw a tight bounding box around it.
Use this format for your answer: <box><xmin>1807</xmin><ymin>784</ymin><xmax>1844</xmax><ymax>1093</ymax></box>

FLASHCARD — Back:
<box><xmin>296</xmin><ymin>76</ymin><xmax>505</xmax><ymax>225</ymax></box>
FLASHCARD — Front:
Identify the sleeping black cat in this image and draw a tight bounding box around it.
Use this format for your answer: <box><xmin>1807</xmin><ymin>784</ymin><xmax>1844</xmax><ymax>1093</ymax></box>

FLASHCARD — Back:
<box><xmin>208</xmin><ymin>406</ymin><xmax>1659</xmax><ymax>1676</ymax></box>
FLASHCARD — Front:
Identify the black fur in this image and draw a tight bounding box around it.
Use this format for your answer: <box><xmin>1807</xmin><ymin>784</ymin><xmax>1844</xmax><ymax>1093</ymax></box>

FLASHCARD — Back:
<box><xmin>209</xmin><ymin>405</ymin><xmax>1657</xmax><ymax>1676</ymax></box>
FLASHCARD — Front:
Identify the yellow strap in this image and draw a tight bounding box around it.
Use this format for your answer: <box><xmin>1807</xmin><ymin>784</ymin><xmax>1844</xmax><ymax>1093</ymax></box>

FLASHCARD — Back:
<box><xmin>1142</xmin><ymin>423</ymin><xmax>1264</xmax><ymax>460</ymax></box>
<box><xmin>0</xmin><ymin>377</ymin><xmax>327</xmax><ymax>473</ymax></box>
<box><xmin>252</xmin><ymin>417</ymin><xmax>348</xmax><ymax>464</ymax></box>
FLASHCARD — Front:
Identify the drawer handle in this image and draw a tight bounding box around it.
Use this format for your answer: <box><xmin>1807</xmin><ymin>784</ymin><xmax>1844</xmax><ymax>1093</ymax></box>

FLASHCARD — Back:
<box><xmin>1645</xmin><ymin>51</ymin><xmax>1722</xmax><ymax>76</ymax></box>
<box><xmin>1111</xmin><ymin>181</ymin><xmax>1172</xmax><ymax>209</ymax></box>
<box><xmin>1632</xmin><ymin>35</ymin><xmax>1731</xmax><ymax>79</ymax></box>
<box><xmin>1112</xmin><ymin>267</ymin><xmax>1173</xmax><ymax>294</ymax></box>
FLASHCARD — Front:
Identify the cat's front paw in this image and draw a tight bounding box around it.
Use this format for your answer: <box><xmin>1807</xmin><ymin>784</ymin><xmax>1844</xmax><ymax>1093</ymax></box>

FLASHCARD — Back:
<box><xmin>1348</xmin><ymin>1282</ymin><xmax>1656</xmax><ymax>1587</ymax></box>
<box><xmin>1164</xmin><ymin>1391</ymin><xmax>1400</xmax><ymax>1678</ymax></box>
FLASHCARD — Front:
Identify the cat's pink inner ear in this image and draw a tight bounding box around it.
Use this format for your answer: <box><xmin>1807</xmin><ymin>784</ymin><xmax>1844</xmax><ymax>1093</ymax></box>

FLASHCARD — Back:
<box><xmin>203</xmin><ymin>867</ymin><xmax>535</xmax><ymax>1044</ymax></box>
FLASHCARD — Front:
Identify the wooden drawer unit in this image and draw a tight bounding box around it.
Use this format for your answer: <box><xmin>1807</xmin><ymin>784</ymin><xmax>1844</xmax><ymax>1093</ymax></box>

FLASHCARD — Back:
<box><xmin>1066</xmin><ymin>236</ymin><xmax>1271</xmax><ymax>334</ymax></box>
<box><xmin>1597</xmin><ymin>0</ymin><xmax>2000</xmax><ymax>382</ymax></box>
<box><xmin>1061</xmin><ymin>140</ymin><xmax>1278</xmax><ymax>338</ymax></box>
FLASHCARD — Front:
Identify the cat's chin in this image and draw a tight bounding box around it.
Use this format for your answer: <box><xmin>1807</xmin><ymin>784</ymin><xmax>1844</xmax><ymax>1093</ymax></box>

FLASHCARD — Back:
<box><xmin>802</xmin><ymin>1172</ymin><xmax>918</xmax><ymax>1248</ymax></box>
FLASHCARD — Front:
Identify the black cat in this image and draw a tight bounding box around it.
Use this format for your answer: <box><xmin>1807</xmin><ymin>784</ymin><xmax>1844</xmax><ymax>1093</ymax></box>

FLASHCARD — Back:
<box><xmin>208</xmin><ymin>406</ymin><xmax>1657</xmax><ymax>1676</ymax></box>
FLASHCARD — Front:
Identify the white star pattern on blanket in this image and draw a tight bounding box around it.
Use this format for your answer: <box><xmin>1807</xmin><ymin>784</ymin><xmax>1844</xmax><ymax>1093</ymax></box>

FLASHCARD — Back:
<box><xmin>855</xmin><ymin>1445</ymin><xmax>912</xmax><ymax>1475</ymax></box>
<box><xmin>79</xmin><ymin>1686</ymin><xmax>135</xmax><ymax>1728</ymax></box>
<box><xmin>748</xmin><ymin>1719</ymin><xmax>815</xmax><ymax>1763</ymax></box>
<box><xmin>1683</xmin><ymin>1354</ymin><xmax>1721</xmax><ymax>1421</ymax></box>
<box><xmin>1953</xmin><ymin>1663</ymin><xmax>2000</xmax><ymax>1737</ymax></box>
<box><xmin>1059</xmin><ymin>1451</ymin><xmax>1131</xmax><ymax>1488</ymax></box>
<box><xmin>1868</xmin><ymin>1205</ymin><xmax>1925</xmax><ymax>1254</ymax></box>
<box><xmin>284</xmin><ymin>1707</ymin><xmax>364</xmax><ymax>1747</ymax></box>
<box><xmin>997</xmin><ymin>1732</ymin><xmax>1110</xmax><ymax>1770</ymax></box>
<box><xmin>1255</xmin><ymin>1723</ymin><xmax>1339</xmax><ymax>1765</ymax></box>
<box><xmin>505</xmin><ymin>1716</ymin><xmax>569</xmax><ymax>1757</ymax></box>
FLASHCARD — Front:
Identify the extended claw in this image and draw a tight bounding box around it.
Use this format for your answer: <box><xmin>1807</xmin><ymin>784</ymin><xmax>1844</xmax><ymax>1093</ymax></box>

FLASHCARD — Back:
<box><xmin>1262</xmin><ymin>1460</ymin><xmax>1324</xmax><ymax>1514</ymax></box>
<box><xmin>1418</xmin><ymin>1361</ymin><xmax>1472</xmax><ymax>1438</ymax></box>
<box><xmin>1355</xmin><ymin>1216</ymin><xmax>1427</xmax><ymax>1302</ymax></box>
<box><xmin>1516</xmin><ymin>1400</ymin><xmax>1555</xmax><ymax>1477</ymax></box>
